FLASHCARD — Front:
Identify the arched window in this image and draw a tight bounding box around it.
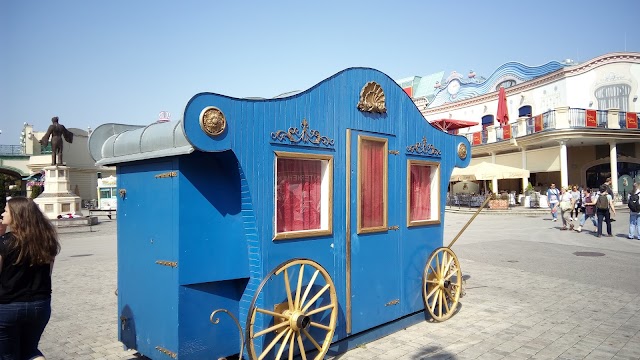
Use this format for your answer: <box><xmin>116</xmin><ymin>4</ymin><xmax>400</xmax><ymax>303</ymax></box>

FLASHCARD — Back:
<box><xmin>496</xmin><ymin>80</ymin><xmax>516</xmax><ymax>91</ymax></box>
<box><xmin>518</xmin><ymin>105</ymin><xmax>532</xmax><ymax>117</ymax></box>
<box><xmin>595</xmin><ymin>84</ymin><xmax>631</xmax><ymax>111</ymax></box>
<box><xmin>585</xmin><ymin>162</ymin><xmax>640</xmax><ymax>190</ymax></box>
<box><xmin>481</xmin><ymin>115</ymin><xmax>494</xmax><ymax>143</ymax></box>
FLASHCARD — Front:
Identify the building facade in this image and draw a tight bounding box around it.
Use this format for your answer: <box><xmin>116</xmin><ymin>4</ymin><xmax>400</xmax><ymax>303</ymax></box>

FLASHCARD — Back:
<box><xmin>401</xmin><ymin>52</ymin><xmax>640</xmax><ymax>199</ymax></box>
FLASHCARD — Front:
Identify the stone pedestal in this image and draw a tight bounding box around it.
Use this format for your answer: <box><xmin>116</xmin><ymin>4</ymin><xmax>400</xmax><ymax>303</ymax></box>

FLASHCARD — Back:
<box><xmin>34</xmin><ymin>165</ymin><xmax>83</xmax><ymax>219</ymax></box>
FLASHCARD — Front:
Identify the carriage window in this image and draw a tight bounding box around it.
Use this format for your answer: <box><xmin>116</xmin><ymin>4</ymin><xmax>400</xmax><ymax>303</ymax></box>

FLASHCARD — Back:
<box><xmin>274</xmin><ymin>152</ymin><xmax>333</xmax><ymax>240</ymax></box>
<box><xmin>358</xmin><ymin>136</ymin><xmax>388</xmax><ymax>234</ymax></box>
<box><xmin>407</xmin><ymin>160</ymin><xmax>440</xmax><ymax>226</ymax></box>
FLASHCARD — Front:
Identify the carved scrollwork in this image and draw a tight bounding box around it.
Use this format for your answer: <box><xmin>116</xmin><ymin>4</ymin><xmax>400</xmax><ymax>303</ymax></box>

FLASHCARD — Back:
<box><xmin>457</xmin><ymin>143</ymin><xmax>468</xmax><ymax>160</ymax></box>
<box><xmin>199</xmin><ymin>106</ymin><xmax>226</xmax><ymax>137</ymax></box>
<box><xmin>357</xmin><ymin>81</ymin><xmax>387</xmax><ymax>113</ymax></box>
<box><xmin>270</xmin><ymin>119</ymin><xmax>335</xmax><ymax>147</ymax></box>
<box><xmin>406</xmin><ymin>137</ymin><xmax>442</xmax><ymax>157</ymax></box>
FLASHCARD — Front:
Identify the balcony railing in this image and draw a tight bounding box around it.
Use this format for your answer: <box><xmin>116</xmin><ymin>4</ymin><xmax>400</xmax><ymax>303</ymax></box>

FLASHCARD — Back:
<box><xmin>465</xmin><ymin>108</ymin><xmax>638</xmax><ymax>146</ymax></box>
<box><xmin>0</xmin><ymin>145</ymin><xmax>23</xmax><ymax>155</ymax></box>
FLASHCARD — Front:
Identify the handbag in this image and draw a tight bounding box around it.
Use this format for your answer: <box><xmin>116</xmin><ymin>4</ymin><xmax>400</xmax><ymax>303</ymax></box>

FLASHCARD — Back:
<box><xmin>560</xmin><ymin>201</ymin><xmax>572</xmax><ymax>211</ymax></box>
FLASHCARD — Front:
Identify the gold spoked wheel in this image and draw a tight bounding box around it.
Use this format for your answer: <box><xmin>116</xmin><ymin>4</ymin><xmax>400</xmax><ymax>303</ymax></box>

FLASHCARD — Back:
<box><xmin>246</xmin><ymin>259</ymin><xmax>338</xmax><ymax>360</ymax></box>
<box><xmin>422</xmin><ymin>247</ymin><xmax>462</xmax><ymax>322</ymax></box>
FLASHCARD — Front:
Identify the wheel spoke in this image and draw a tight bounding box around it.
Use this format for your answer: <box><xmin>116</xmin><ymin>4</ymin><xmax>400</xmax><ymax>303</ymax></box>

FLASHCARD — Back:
<box><xmin>425</xmin><ymin>279</ymin><xmax>439</xmax><ymax>284</ymax></box>
<box><xmin>429</xmin><ymin>289</ymin><xmax>438</xmax><ymax>312</ymax></box>
<box><xmin>301</xmin><ymin>284</ymin><xmax>330</xmax><ymax>312</ymax></box>
<box><xmin>256</xmin><ymin>307</ymin><xmax>289</xmax><ymax>320</ymax></box>
<box><xmin>253</xmin><ymin>320</ymin><xmax>289</xmax><ymax>338</ymax></box>
<box><xmin>305</xmin><ymin>303</ymin><xmax>334</xmax><ymax>316</ymax></box>
<box><xmin>442</xmin><ymin>291</ymin><xmax>451</xmax><ymax>314</ymax></box>
<box><xmin>444</xmin><ymin>268</ymin><xmax>459</xmax><ymax>281</ymax></box>
<box><xmin>434</xmin><ymin>253</ymin><xmax>440</xmax><ymax>275</ymax></box>
<box><xmin>288</xmin><ymin>331</ymin><xmax>295</xmax><ymax>360</ymax></box>
<box><xmin>440</xmin><ymin>252</ymin><xmax>447</xmax><ymax>276</ymax></box>
<box><xmin>297</xmin><ymin>331</ymin><xmax>307</xmax><ymax>360</ymax></box>
<box><xmin>425</xmin><ymin>283</ymin><xmax>439</xmax><ymax>300</ymax></box>
<box><xmin>438</xmin><ymin>290</ymin><xmax>443</xmax><ymax>318</ymax></box>
<box><xmin>443</xmin><ymin>255</ymin><xmax>454</xmax><ymax>274</ymax></box>
<box><xmin>300</xmin><ymin>270</ymin><xmax>320</xmax><ymax>311</ymax></box>
<box><xmin>294</xmin><ymin>265</ymin><xmax>305</xmax><ymax>309</ymax></box>
<box><xmin>428</xmin><ymin>263</ymin><xmax>438</xmax><ymax>275</ymax></box>
<box><xmin>302</xmin><ymin>328</ymin><xmax>322</xmax><ymax>351</ymax></box>
<box><xmin>284</xmin><ymin>269</ymin><xmax>294</xmax><ymax>310</ymax></box>
<box><xmin>258</xmin><ymin>327</ymin><xmax>289</xmax><ymax>360</ymax></box>
<box><xmin>310</xmin><ymin>321</ymin><xmax>332</xmax><ymax>331</ymax></box>
<box><xmin>275</xmin><ymin>329</ymin><xmax>293</xmax><ymax>360</ymax></box>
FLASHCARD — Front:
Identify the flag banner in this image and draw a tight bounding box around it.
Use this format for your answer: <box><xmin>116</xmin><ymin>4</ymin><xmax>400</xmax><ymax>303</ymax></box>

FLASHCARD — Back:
<box><xmin>586</xmin><ymin>109</ymin><xmax>597</xmax><ymax>127</ymax></box>
<box><xmin>534</xmin><ymin>115</ymin><xmax>543</xmax><ymax>132</ymax></box>
<box><xmin>472</xmin><ymin>132</ymin><xmax>481</xmax><ymax>145</ymax></box>
<box><xmin>626</xmin><ymin>112</ymin><xmax>638</xmax><ymax>129</ymax></box>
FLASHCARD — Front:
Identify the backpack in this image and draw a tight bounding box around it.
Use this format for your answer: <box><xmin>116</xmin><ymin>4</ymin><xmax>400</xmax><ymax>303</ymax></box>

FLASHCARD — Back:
<box><xmin>596</xmin><ymin>194</ymin><xmax>609</xmax><ymax>210</ymax></box>
<box><xmin>629</xmin><ymin>193</ymin><xmax>640</xmax><ymax>212</ymax></box>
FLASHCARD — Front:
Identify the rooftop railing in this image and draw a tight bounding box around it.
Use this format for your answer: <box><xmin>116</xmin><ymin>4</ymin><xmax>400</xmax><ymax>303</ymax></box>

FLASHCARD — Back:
<box><xmin>465</xmin><ymin>108</ymin><xmax>638</xmax><ymax>146</ymax></box>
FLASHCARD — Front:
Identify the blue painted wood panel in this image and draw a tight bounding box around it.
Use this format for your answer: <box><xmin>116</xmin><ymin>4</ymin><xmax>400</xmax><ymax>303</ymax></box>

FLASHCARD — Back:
<box><xmin>114</xmin><ymin>67</ymin><xmax>470</xmax><ymax>359</ymax></box>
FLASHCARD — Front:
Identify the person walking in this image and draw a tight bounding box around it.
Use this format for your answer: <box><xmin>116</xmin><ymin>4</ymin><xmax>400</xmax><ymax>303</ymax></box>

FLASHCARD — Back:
<box><xmin>570</xmin><ymin>185</ymin><xmax>581</xmax><ymax>221</ymax></box>
<box><xmin>546</xmin><ymin>183</ymin><xmax>560</xmax><ymax>222</ymax></box>
<box><xmin>595</xmin><ymin>185</ymin><xmax>616</xmax><ymax>237</ymax></box>
<box><xmin>575</xmin><ymin>188</ymin><xmax>597</xmax><ymax>232</ymax></box>
<box><xmin>628</xmin><ymin>182</ymin><xmax>640</xmax><ymax>240</ymax></box>
<box><xmin>0</xmin><ymin>197</ymin><xmax>60</xmax><ymax>360</ymax></box>
<box><xmin>558</xmin><ymin>187</ymin><xmax>575</xmax><ymax>230</ymax></box>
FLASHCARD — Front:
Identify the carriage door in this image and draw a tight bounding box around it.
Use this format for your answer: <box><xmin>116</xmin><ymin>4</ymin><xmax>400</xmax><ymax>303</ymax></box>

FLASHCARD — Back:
<box><xmin>348</xmin><ymin>131</ymin><xmax>401</xmax><ymax>334</ymax></box>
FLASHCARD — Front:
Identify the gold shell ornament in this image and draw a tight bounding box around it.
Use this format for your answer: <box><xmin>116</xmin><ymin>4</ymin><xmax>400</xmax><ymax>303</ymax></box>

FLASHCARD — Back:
<box><xmin>457</xmin><ymin>143</ymin><xmax>467</xmax><ymax>160</ymax></box>
<box><xmin>199</xmin><ymin>107</ymin><xmax>227</xmax><ymax>137</ymax></box>
<box><xmin>357</xmin><ymin>81</ymin><xmax>387</xmax><ymax>113</ymax></box>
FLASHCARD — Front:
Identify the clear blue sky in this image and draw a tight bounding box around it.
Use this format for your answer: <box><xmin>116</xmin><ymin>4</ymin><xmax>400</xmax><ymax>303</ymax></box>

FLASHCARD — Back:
<box><xmin>1</xmin><ymin>0</ymin><xmax>638</xmax><ymax>144</ymax></box>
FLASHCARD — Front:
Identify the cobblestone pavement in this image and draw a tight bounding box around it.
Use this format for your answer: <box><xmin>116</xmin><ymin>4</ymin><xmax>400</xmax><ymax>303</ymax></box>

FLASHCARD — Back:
<box><xmin>39</xmin><ymin>210</ymin><xmax>640</xmax><ymax>359</ymax></box>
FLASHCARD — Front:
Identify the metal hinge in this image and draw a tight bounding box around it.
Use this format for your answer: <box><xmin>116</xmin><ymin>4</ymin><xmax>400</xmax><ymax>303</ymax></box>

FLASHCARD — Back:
<box><xmin>388</xmin><ymin>150</ymin><xmax>399</xmax><ymax>155</ymax></box>
<box><xmin>155</xmin><ymin>171</ymin><xmax>177</xmax><ymax>179</ymax></box>
<box><xmin>155</xmin><ymin>346</ymin><xmax>177</xmax><ymax>359</ymax></box>
<box><xmin>156</xmin><ymin>260</ymin><xmax>178</xmax><ymax>268</ymax></box>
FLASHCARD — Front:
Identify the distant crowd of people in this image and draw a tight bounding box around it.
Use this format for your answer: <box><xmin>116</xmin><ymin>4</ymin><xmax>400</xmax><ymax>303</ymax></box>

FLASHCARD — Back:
<box><xmin>546</xmin><ymin>177</ymin><xmax>640</xmax><ymax>239</ymax></box>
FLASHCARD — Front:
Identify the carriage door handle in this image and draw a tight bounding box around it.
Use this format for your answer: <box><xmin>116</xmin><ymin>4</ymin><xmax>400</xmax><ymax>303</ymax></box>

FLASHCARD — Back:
<box><xmin>388</xmin><ymin>225</ymin><xmax>399</xmax><ymax>231</ymax></box>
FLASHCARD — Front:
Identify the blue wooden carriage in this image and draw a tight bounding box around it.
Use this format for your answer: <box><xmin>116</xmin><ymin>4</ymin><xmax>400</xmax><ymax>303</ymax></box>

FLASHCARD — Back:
<box><xmin>89</xmin><ymin>67</ymin><xmax>471</xmax><ymax>360</ymax></box>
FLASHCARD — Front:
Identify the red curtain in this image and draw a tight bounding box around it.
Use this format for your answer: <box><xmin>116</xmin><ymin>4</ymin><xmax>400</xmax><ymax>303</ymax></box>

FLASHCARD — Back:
<box><xmin>276</xmin><ymin>158</ymin><xmax>321</xmax><ymax>232</ymax></box>
<box><xmin>410</xmin><ymin>165</ymin><xmax>431</xmax><ymax>221</ymax></box>
<box><xmin>360</xmin><ymin>140</ymin><xmax>385</xmax><ymax>228</ymax></box>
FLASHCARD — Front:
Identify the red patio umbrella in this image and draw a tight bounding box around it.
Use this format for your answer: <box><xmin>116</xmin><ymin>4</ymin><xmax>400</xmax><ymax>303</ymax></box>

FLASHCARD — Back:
<box><xmin>429</xmin><ymin>118</ymin><xmax>478</xmax><ymax>132</ymax></box>
<box><xmin>497</xmin><ymin>87</ymin><xmax>509</xmax><ymax>126</ymax></box>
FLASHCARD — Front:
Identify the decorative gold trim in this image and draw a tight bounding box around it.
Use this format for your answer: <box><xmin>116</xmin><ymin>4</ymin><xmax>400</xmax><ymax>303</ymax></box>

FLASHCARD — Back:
<box><xmin>357</xmin><ymin>81</ymin><xmax>387</xmax><ymax>113</ymax></box>
<box><xmin>272</xmin><ymin>151</ymin><xmax>333</xmax><ymax>240</ymax></box>
<box><xmin>357</xmin><ymin>135</ymin><xmax>388</xmax><ymax>234</ymax></box>
<box><xmin>406</xmin><ymin>137</ymin><xmax>442</xmax><ymax>157</ymax></box>
<box><xmin>406</xmin><ymin>160</ymin><xmax>441</xmax><ymax>228</ymax></box>
<box><xmin>155</xmin><ymin>171</ymin><xmax>177</xmax><ymax>179</ymax></box>
<box><xmin>457</xmin><ymin>143</ymin><xmax>468</xmax><ymax>160</ymax></box>
<box><xmin>155</xmin><ymin>260</ymin><xmax>178</xmax><ymax>268</ymax></box>
<box><xmin>199</xmin><ymin>106</ymin><xmax>226</xmax><ymax>137</ymax></box>
<box><xmin>271</xmin><ymin>118</ymin><xmax>335</xmax><ymax>147</ymax></box>
<box><xmin>345</xmin><ymin>129</ymin><xmax>351</xmax><ymax>334</ymax></box>
<box><xmin>155</xmin><ymin>346</ymin><xmax>177</xmax><ymax>359</ymax></box>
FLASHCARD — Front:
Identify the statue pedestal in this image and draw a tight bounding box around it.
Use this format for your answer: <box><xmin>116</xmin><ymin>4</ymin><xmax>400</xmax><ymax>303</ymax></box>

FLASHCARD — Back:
<box><xmin>34</xmin><ymin>165</ymin><xmax>83</xmax><ymax>220</ymax></box>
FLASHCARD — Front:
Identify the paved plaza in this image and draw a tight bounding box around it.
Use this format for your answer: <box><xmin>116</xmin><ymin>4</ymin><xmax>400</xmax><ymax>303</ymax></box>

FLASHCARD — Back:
<box><xmin>40</xmin><ymin>209</ymin><xmax>640</xmax><ymax>359</ymax></box>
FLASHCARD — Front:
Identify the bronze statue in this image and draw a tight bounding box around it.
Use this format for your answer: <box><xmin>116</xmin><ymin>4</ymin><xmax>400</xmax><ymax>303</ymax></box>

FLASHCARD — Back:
<box><xmin>40</xmin><ymin>116</ymin><xmax>74</xmax><ymax>166</ymax></box>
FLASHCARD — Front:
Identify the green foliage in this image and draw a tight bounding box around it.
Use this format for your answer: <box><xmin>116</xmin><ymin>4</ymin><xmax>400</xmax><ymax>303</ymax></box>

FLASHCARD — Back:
<box><xmin>31</xmin><ymin>185</ymin><xmax>43</xmax><ymax>198</ymax></box>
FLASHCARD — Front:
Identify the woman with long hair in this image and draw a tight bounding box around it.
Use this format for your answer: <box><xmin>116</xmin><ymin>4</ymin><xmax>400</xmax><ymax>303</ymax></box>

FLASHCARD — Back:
<box><xmin>0</xmin><ymin>197</ymin><xmax>60</xmax><ymax>359</ymax></box>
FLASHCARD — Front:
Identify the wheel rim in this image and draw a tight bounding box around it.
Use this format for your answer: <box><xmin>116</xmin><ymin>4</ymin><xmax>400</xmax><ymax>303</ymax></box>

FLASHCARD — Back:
<box><xmin>247</xmin><ymin>259</ymin><xmax>338</xmax><ymax>360</ymax></box>
<box><xmin>422</xmin><ymin>247</ymin><xmax>462</xmax><ymax>321</ymax></box>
